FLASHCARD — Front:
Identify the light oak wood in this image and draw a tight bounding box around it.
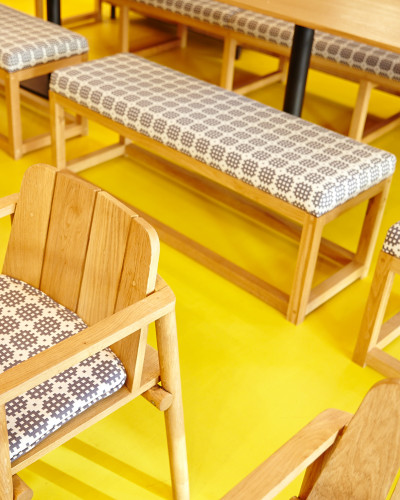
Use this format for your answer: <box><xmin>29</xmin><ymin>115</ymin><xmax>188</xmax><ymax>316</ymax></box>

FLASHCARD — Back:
<box><xmin>2</xmin><ymin>164</ymin><xmax>57</xmax><ymax>287</ymax></box>
<box><xmin>0</xmin><ymin>405</ymin><xmax>13</xmax><ymax>500</ymax></box>
<box><xmin>51</xmin><ymin>89</ymin><xmax>392</xmax><ymax>323</ymax></box>
<box><xmin>40</xmin><ymin>171</ymin><xmax>100</xmax><ymax>311</ymax></box>
<box><xmin>221</xmin><ymin>409</ymin><xmax>351</xmax><ymax>499</ymax></box>
<box><xmin>0</xmin><ymin>165</ymin><xmax>189</xmax><ymax>499</ymax></box>
<box><xmin>223</xmin><ymin>380</ymin><xmax>400</xmax><ymax>499</ymax></box>
<box><xmin>349</xmin><ymin>81</ymin><xmax>376</xmax><ymax>141</ymax></box>
<box><xmin>12</xmin><ymin>476</ymin><xmax>32</xmax><ymax>500</ymax></box>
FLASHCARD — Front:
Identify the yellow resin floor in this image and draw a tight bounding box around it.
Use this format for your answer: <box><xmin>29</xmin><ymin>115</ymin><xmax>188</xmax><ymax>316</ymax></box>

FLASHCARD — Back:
<box><xmin>1</xmin><ymin>1</ymin><xmax>400</xmax><ymax>498</ymax></box>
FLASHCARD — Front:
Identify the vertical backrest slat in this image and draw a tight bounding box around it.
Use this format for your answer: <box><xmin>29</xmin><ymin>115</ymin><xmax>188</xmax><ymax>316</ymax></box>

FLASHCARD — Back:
<box><xmin>40</xmin><ymin>171</ymin><xmax>100</xmax><ymax>312</ymax></box>
<box><xmin>2</xmin><ymin>164</ymin><xmax>56</xmax><ymax>287</ymax></box>
<box><xmin>112</xmin><ymin>217</ymin><xmax>160</xmax><ymax>390</ymax></box>
<box><xmin>77</xmin><ymin>192</ymin><xmax>135</xmax><ymax>325</ymax></box>
<box><xmin>308</xmin><ymin>379</ymin><xmax>400</xmax><ymax>499</ymax></box>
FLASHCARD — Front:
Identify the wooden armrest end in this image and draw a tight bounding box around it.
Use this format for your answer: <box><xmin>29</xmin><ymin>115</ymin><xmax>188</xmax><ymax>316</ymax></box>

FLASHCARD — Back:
<box><xmin>221</xmin><ymin>408</ymin><xmax>352</xmax><ymax>500</ymax></box>
<box><xmin>0</xmin><ymin>193</ymin><xmax>18</xmax><ymax>218</ymax></box>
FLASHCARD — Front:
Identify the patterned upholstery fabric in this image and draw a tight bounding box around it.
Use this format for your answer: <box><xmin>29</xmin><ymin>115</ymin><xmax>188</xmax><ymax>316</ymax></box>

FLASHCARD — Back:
<box><xmin>50</xmin><ymin>54</ymin><xmax>396</xmax><ymax>217</ymax></box>
<box><xmin>383</xmin><ymin>222</ymin><xmax>400</xmax><ymax>258</ymax></box>
<box><xmin>0</xmin><ymin>4</ymin><xmax>88</xmax><ymax>73</ymax></box>
<box><xmin>0</xmin><ymin>274</ymin><xmax>126</xmax><ymax>462</ymax></box>
<box><xmin>133</xmin><ymin>0</ymin><xmax>241</xmax><ymax>27</ymax></box>
<box><xmin>228</xmin><ymin>11</ymin><xmax>400</xmax><ymax>81</ymax></box>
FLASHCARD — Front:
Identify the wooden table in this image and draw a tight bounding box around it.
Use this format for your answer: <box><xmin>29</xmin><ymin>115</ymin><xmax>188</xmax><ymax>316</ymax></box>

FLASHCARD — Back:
<box><xmin>221</xmin><ymin>0</ymin><xmax>400</xmax><ymax>116</ymax></box>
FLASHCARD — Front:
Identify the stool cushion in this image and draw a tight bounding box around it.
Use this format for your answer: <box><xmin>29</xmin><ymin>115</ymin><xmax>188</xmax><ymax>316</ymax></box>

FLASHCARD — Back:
<box><xmin>383</xmin><ymin>222</ymin><xmax>400</xmax><ymax>258</ymax></box>
<box><xmin>134</xmin><ymin>0</ymin><xmax>241</xmax><ymax>27</ymax></box>
<box><xmin>0</xmin><ymin>4</ymin><xmax>88</xmax><ymax>73</ymax></box>
<box><xmin>228</xmin><ymin>11</ymin><xmax>400</xmax><ymax>81</ymax></box>
<box><xmin>50</xmin><ymin>53</ymin><xmax>396</xmax><ymax>217</ymax></box>
<box><xmin>0</xmin><ymin>274</ymin><xmax>126</xmax><ymax>462</ymax></box>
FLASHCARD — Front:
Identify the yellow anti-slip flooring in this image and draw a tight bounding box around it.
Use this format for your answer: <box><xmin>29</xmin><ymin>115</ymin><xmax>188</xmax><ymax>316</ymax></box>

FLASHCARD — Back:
<box><xmin>1</xmin><ymin>1</ymin><xmax>400</xmax><ymax>498</ymax></box>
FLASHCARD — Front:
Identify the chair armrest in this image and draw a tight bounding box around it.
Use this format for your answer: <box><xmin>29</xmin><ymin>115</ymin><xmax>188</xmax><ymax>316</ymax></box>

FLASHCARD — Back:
<box><xmin>0</xmin><ymin>284</ymin><xmax>175</xmax><ymax>405</ymax></box>
<box><xmin>221</xmin><ymin>408</ymin><xmax>352</xmax><ymax>500</ymax></box>
<box><xmin>0</xmin><ymin>193</ymin><xmax>18</xmax><ymax>218</ymax></box>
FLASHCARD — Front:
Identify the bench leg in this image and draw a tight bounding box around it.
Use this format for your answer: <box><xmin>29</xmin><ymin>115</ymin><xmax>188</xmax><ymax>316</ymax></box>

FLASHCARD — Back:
<box><xmin>354</xmin><ymin>178</ymin><xmax>391</xmax><ymax>278</ymax></box>
<box><xmin>156</xmin><ymin>311</ymin><xmax>190</xmax><ymax>500</ymax></box>
<box><xmin>220</xmin><ymin>35</ymin><xmax>237</xmax><ymax>91</ymax></box>
<box><xmin>348</xmin><ymin>80</ymin><xmax>375</xmax><ymax>142</ymax></box>
<box><xmin>119</xmin><ymin>4</ymin><xmax>130</xmax><ymax>52</ymax></box>
<box><xmin>353</xmin><ymin>251</ymin><xmax>395</xmax><ymax>366</ymax></box>
<box><xmin>177</xmin><ymin>25</ymin><xmax>188</xmax><ymax>49</ymax></box>
<box><xmin>50</xmin><ymin>94</ymin><xmax>67</xmax><ymax>169</ymax></box>
<box><xmin>94</xmin><ymin>0</ymin><xmax>103</xmax><ymax>22</ymax></box>
<box><xmin>5</xmin><ymin>73</ymin><xmax>23</xmax><ymax>160</ymax></box>
<box><xmin>35</xmin><ymin>0</ymin><xmax>44</xmax><ymax>18</ymax></box>
<box><xmin>287</xmin><ymin>215</ymin><xmax>324</xmax><ymax>324</ymax></box>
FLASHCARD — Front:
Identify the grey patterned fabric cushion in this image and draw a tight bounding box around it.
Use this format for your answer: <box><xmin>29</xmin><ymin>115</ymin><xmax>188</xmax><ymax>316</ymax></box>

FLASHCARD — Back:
<box><xmin>0</xmin><ymin>4</ymin><xmax>88</xmax><ymax>73</ymax></box>
<box><xmin>228</xmin><ymin>10</ymin><xmax>400</xmax><ymax>81</ymax></box>
<box><xmin>133</xmin><ymin>0</ymin><xmax>241</xmax><ymax>27</ymax></box>
<box><xmin>50</xmin><ymin>54</ymin><xmax>396</xmax><ymax>217</ymax></box>
<box><xmin>0</xmin><ymin>274</ymin><xmax>126</xmax><ymax>462</ymax></box>
<box><xmin>383</xmin><ymin>222</ymin><xmax>400</xmax><ymax>258</ymax></box>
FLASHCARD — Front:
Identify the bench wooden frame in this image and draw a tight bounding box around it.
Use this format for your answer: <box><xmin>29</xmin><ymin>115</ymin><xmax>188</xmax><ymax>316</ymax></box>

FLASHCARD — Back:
<box><xmin>100</xmin><ymin>0</ymin><xmax>400</xmax><ymax>143</ymax></box>
<box><xmin>353</xmin><ymin>249</ymin><xmax>400</xmax><ymax>377</ymax></box>
<box><xmin>0</xmin><ymin>53</ymin><xmax>88</xmax><ymax>159</ymax></box>
<box><xmin>50</xmin><ymin>90</ymin><xmax>392</xmax><ymax>324</ymax></box>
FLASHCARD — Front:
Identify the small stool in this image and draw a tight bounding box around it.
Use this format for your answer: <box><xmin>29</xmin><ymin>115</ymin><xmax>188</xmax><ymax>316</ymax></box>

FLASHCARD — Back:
<box><xmin>0</xmin><ymin>4</ymin><xmax>89</xmax><ymax>159</ymax></box>
<box><xmin>353</xmin><ymin>221</ymin><xmax>400</xmax><ymax>376</ymax></box>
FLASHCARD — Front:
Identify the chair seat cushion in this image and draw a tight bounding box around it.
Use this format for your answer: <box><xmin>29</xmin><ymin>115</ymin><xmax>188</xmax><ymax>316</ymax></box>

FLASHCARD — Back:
<box><xmin>0</xmin><ymin>274</ymin><xmax>126</xmax><ymax>462</ymax></box>
<box><xmin>228</xmin><ymin>11</ymin><xmax>400</xmax><ymax>81</ymax></box>
<box><xmin>50</xmin><ymin>53</ymin><xmax>395</xmax><ymax>217</ymax></box>
<box><xmin>0</xmin><ymin>4</ymin><xmax>88</xmax><ymax>73</ymax></box>
<box><xmin>383</xmin><ymin>222</ymin><xmax>400</xmax><ymax>258</ymax></box>
<box><xmin>133</xmin><ymin>0</ymin><xmax>241</xmax><ymax>27</ymax></box>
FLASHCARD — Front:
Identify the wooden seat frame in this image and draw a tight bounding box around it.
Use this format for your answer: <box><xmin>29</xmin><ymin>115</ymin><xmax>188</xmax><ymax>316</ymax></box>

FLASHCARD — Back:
<box><xmin>222</xmin><ymin>379</ymin><xmax>400</xmax><ymax>499</ymax></box>
<box><xmin>96</xmin><ymin>0</ymin><xmax>400</xmax><ymax>143</ymax></box>
<box><xmin>353</xmin><ymin>247</ymin><xmax>400</xmax><ymax>377</ymax></box>
<box><xmin>0</xmin><ymin>53</ymin><xmax>88</xmax><ymax>160</ymax></box>
<box><xmin>50</xmin><ymin>90</ymin><xmax>392</xmax><ymax>324</ymax></box>
<box><xmin>0</xmin><ymin>164</ymin><xmax>189</xmax><ymax>500</ymax></box>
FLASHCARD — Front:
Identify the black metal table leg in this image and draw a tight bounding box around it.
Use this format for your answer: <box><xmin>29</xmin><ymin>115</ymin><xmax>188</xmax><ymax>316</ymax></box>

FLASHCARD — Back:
<box><xmin>47</xmin><ymin>0</ymin><xmax>61</xmax><ymax>24</ymax></box>
<box><xmin>111</xmin><ymin>5</ymin><xmax>116</xmax><ymax>19</ymax></box>
<box><xmin>283</xmin><ymin>25</ymin><xmax>314</xmax><ymax>117</ymax></box>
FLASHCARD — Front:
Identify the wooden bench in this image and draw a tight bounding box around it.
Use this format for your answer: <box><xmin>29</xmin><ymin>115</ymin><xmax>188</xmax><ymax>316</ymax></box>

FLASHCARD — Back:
<box><xmin>95</xmin><ymin>0</ymin><xmax>400</xmax><ymax>143</ymax></box>
<box><xmin>0</xmin><ymin>4</ymin><xmax>89</xmax><ymax>159</ymax></box>
<box><xmin>49</xmin><ymin>53</ymin><xmax>396</xmax><ymax>324</ymax></box>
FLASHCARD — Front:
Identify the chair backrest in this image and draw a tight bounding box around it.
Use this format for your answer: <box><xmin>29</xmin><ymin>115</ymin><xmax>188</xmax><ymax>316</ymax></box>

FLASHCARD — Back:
<box><xmin>2</xmin><ymin>164</ymin><xmax>160</xmax><ymax>388</ymax></box>
<box><xmin>307</xmin><ymin>379</ymin><xmax>400</xmax><ymax>499</ymax></box>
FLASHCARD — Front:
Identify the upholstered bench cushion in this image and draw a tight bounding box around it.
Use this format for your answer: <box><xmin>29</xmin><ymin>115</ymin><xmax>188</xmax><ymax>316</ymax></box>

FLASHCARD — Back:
<box><xmin>383</xmin><ymin>222</ymin><xmax>400</xmax><ymax>258</ymax></box>
<box><xmin>133</xmin><ymin>0</ymin><xmax>241</xmax><ymax>27</ymax></box>
<box><xmin>50</xmin><ymin>53</ymin><xmax>396</xmax><ymax>217</ymax></box>
<box><xmin>228</xmin><ymin>11</ymin><xmax>400</xmax><ymax>81</ymax></box>
<box><xmin>0</xmin><ymin>4</ymin><xmax>88</xmax><ymax>73</ymax></box>
<box><xmin>0</xmin><ymin>274</ymin><xmax>126</xmax><ymax>462</ymax></box>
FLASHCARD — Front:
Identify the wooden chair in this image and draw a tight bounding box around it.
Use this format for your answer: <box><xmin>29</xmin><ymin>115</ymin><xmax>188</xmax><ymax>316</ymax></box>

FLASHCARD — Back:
<box><xmin>0</xmin><ymin>164</ymin><xmax>189</xmax><ymax>500</ymax></box>
<box><xmin>222</xmin><ymin>378</ymin><xmax>400</xmax><ymax>499</ymax></box>
<box><xmin>353</xmin><ymin>221</ymin><xmax>400</xmax><ymax>377</ymax></box>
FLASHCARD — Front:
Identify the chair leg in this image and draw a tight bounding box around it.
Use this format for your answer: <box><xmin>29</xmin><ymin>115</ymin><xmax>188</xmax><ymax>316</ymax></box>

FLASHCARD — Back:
<box><xmin>354</xmin><ymin>178</ymin><xmax>391</xmax><ymax>278</ymax></box>
<box><xmin>353</xmin><ymin>251</ymin><xmax>395</xmax><ymax>366</ymax></box>
<box><xmin>220</xmin><ymin>35</ymin><xmax>237</xmax><ymax>91</ymax></box>
<box><xmin>0</xmin><ymin>405</ymin><xmax>13</xmax><ymax>500</ymax></box>
<box><xmin>12</xmin><ymin>476</ymin><xmax>33</xmax><ymax>500</ymax></box>
<box><xmin>177</xmin><ymin>25</ymin><xmax>188</xmax><ymax>49</ymax></box>
<box><xmin>5</xmin><ymin>73</ymin><xmax>23</xmax><ymax>160</ymax></box>
<box><xmin>50</xmin><ymin>94</ymin><xmax>67</xmax><ymax>169</ymax></box>
<box><xmin>287</xmin><ymin>215</ymin><xmax>324</xmax><ymax>324</ymax></box>
<box><xmin>156</xmin><ymin>310</ymin><xmax>189</xmax><ymax>500</ymax></box>
<box><xmin>119</xmin><ymin>5</ymin><xmax>130</xmax><ymax>52</ymax></box>
<box><xmin>348</xmin><ymin>80</ymin><xmax>375</xmax><ymax>142</ymax></box>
